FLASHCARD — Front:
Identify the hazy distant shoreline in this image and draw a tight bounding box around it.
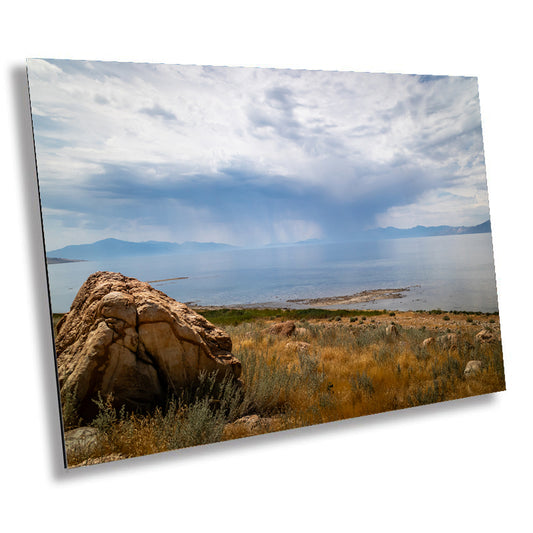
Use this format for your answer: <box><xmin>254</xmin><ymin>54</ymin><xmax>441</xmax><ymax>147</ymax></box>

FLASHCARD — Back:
<box><xmin>46</xmin><ymin>257</ymin><xmax>87</xmax><ymax>265</ymax></box>
<box><xmin>45</xmin><ymin>220</ymin><xmax>491</xmax><ymax>262</ymax></box>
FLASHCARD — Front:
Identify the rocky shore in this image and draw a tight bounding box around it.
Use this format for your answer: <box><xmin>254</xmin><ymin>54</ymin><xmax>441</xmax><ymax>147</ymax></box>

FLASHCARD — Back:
<box><xmin>287</xmin><ymin>287</ymin><xmax>411</xmax><ymax>306</ymax></box>
<box><xmin>194</xmin><ymin>287</ymin><xmax>413</xmax><ymax>311</ymax></box>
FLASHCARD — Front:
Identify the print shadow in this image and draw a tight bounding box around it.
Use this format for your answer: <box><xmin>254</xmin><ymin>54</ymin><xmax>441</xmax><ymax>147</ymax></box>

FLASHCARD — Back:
<box><xmin>12</xmin><ymin>64</ymin><xmax>66</xmax><ymax>475</ymax></box>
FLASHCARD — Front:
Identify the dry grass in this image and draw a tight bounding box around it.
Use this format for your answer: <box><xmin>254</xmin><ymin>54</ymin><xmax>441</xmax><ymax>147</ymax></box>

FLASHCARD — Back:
<box><xmin>64</xmin><ymin>311</ymin><xmax>505</xmax><ymax>467</ymax></box>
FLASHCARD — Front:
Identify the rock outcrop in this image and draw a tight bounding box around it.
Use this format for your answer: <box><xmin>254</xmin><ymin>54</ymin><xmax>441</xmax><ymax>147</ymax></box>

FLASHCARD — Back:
<box><xmin>55</xmin><ymin>271</ymin><xmax>241</xmax><ymax>420</ymax></box>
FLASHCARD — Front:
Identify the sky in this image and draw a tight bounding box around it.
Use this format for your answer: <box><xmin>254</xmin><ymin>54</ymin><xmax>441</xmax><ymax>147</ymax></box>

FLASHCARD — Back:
<box><xmin>27</xmin><ymin>59</ymin><xmax>490</xmax><ymax>250</ymax></box>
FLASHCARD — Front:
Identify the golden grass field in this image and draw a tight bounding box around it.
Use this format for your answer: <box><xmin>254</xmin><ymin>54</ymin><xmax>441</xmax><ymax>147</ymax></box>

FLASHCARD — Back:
<box><xmin>62</xmin><ymin>309</ymin><xmax>505</xmax><ymax>467</ymax></box>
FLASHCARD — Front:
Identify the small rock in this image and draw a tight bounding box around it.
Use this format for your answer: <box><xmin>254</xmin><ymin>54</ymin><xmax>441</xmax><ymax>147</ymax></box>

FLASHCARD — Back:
<box><xmin>285</xmin><ymin>341</ymin><xmax>311</xmax><ymax>353</ymax></box>
<box><xmin>232</xmin><ymin>415</ymin><xmax>272</xmax><ymax>431</ymax></box>
<box><xmin>267</xmin><ymin>320</ymin><xmax>296</xmax><ymax>337</ymax></box>
<box><xmin>438</xmin><ymin>333</ymin><xmax>458</xmax><ymax>348</ymax></box>
<box><xmin>294</xmin><ymin>327</ymin><xmax>309</xmax><ymax>337</ymax></box>
<box><xmin>476</xmin><ymin>329</ymin><xmax>495</xmax><ymax>344</ymax></box>
<box><xmin>386</xmin><ymin>324</ymin><xmax>399</xmax><ymax>337</ymax></box>
<box><xmin>464</xmin><ymin>360</ymin><xmax>483</xmax><ymax>376</ymax></box>
<box><xmin>421</xmin><ymin>337</ymin><xmax>435</xmax><ymax>348</ymax></box>
<box><xmin>64</xmin><ymin>426</ymin><xmax>100</xmax><ymax>457</ymax></box>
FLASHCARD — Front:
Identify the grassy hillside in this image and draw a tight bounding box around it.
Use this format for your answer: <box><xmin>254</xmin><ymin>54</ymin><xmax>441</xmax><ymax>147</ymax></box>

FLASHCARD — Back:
<box><xmin>61</xmin><ymin>310</ymin><xmax>505</xmax><ymax>467</ymax></box>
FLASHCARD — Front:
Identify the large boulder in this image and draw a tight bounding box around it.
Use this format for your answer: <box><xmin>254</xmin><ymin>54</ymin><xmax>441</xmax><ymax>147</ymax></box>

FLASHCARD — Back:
<box><xmin>55</xmin><ymin>271</ymin><xmax>241</xmax><ymax>420</ymax></box>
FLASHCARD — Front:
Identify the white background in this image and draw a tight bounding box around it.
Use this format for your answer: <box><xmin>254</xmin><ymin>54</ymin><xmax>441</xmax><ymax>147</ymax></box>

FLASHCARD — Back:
<box><xmin>1</xmin><ymin>1</ymin><xmax>531</xmax><ymax>531</ymax></box>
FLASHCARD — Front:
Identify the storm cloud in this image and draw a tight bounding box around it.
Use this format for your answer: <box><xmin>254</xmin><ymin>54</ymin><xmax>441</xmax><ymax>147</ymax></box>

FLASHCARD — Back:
<box><xmin>27</xmin><ymin>59</ymin><xmax>490</xmax><ymax>249</ymax></box>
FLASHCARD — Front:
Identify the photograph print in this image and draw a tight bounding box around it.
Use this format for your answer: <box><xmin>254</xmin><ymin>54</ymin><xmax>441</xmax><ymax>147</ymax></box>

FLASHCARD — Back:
<box><xmin>26</xmin><ymin>59</ymin><xmax>505</xmax><ymax>468</ymax></box>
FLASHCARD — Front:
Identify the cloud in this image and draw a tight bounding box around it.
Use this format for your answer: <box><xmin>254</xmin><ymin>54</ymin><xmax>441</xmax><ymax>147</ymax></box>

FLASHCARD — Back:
<box><xmin>94</xmin><ymin>94</ymin><xmax>109</xmax><ymax>105</ymax></box>
<box><xmin>376</xmin><ymin>189</ymin><xmax>490</xmax><ymax>229</ymax></box>
<box><xmin>27</xmin><ymin>60</ymin><xmax>490</xmax><ymax>249</ymax></box>
<box><xmin>248</xmin><ymin>85</ymin><xmax>304</xmax><ymax>141</ymax></box>
<box><xmin>139</xmin><ymin>103</ymin><xmax>178</xmax><ymax>121</ymax></box>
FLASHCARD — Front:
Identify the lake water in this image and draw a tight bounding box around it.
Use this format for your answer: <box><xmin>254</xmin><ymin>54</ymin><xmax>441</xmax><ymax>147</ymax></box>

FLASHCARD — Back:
<box><xmin>47</xmin><ymin>233</ymin><xmax>499</xmax><ymax>314</ymax></box>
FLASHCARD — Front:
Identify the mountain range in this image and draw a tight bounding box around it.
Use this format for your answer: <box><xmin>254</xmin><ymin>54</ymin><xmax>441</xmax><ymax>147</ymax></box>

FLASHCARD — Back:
<box><xmin>265</xmin><ymin>220</ymin><xmax>491</xmax><ymax>247</ymax></box>
<box><xmin>47</xmin><ymin>238</ymin><xmax>236</xmax><ymax>261</ymax></box>
<box><xmin>364</xmin><ymin>219</ymin><xmax>491</xmax><ymax>240</ymax></box>
<box><xmin>46</xmin><ymin>220</ymin><xmax>491</xmax><ymax>261</ymax></box>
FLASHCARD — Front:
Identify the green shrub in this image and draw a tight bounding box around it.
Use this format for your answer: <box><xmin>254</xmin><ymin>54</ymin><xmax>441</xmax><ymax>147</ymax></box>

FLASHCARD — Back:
<box><xmin>61</xmin><ymin>385</ymin><xmax>81</xmax><ymax>430</ymax></box>
<box><xmin>350</xmin><ymin>371</ymin><xmax>375</xmax><ymax>396</ymax></box>
<box><xmin>66</xmin><ymin>310</ymin><xmax>507</xmax><ymax>466</ymax></box>
<box><xmin>408</xmin><ymin>379</ymin><xmax>446</xmax><ymax>406</ymax></box>
<box><xmin>297</xmin><ymin>352</ymin><xmax>326</xmax><ymax>393</ymax></box>
<box><xmin>373</xmin><ymin>345</ymin><xmax>395</xmax><ymax>363</ymax></box>
<box><xmin>170</xmin><ymin>398</ymin><xmax>226</xmax><ymax>449</ymax></box>
<box><xmin>149</xmin><ymin>396</ymin><xmax>227</xmax><ymax>451</ymax></box>
<box><xmin>198</xmin><ymin>307</ymin><xmax>385</xmax><ymax>326</ymax></box>
<box><xmin>91</xmin><ymin>393</ymin><xmax>125</xmax><ymax>435</ymax></box>
<box><xmin>237</xmin><ymin>348</ymin><xmax>299</xmax><ymax>415</ymax></box>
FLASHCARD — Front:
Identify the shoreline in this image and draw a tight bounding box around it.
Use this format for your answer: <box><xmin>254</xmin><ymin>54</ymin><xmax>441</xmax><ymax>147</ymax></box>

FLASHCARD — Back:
<box><xmin>52</xmin><ymin>285</ymin><xmax>498</xmax><ymax>315</ymax></box>
<box><xmin>147</xmin><ymin>276</ymin><xmax>189</xmax><ymax>283</ymax></box>
<box><xmin>286</xmin><ymin>287</ymin><xmax>412</xmax><ymax>306</ymax></box>
<box><xmin>191</xmin><ymin>286</ymin><xmax>419</xmax><ymax>311</ymax></box>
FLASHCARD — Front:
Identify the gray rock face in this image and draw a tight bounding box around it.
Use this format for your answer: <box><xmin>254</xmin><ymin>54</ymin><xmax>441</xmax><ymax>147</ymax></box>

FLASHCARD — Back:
<box><xmin>55</xmin><ymin>271</ymin><xmax>241</xmax><ymax>420</ymax></box>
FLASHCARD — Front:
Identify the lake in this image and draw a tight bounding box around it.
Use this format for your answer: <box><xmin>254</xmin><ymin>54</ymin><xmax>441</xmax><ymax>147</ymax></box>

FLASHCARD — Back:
<box><xmin>46</xmin><ymin>233</ymin><xmax>499</xmax><ymax>314</ymax></box>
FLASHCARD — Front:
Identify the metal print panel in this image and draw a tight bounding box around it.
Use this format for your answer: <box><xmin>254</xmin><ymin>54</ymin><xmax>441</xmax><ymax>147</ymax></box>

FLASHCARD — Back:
<box><xmin>27</xmin><ymin>59</ymin><xmax>505</xmax><ymax>468</ymax></box>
